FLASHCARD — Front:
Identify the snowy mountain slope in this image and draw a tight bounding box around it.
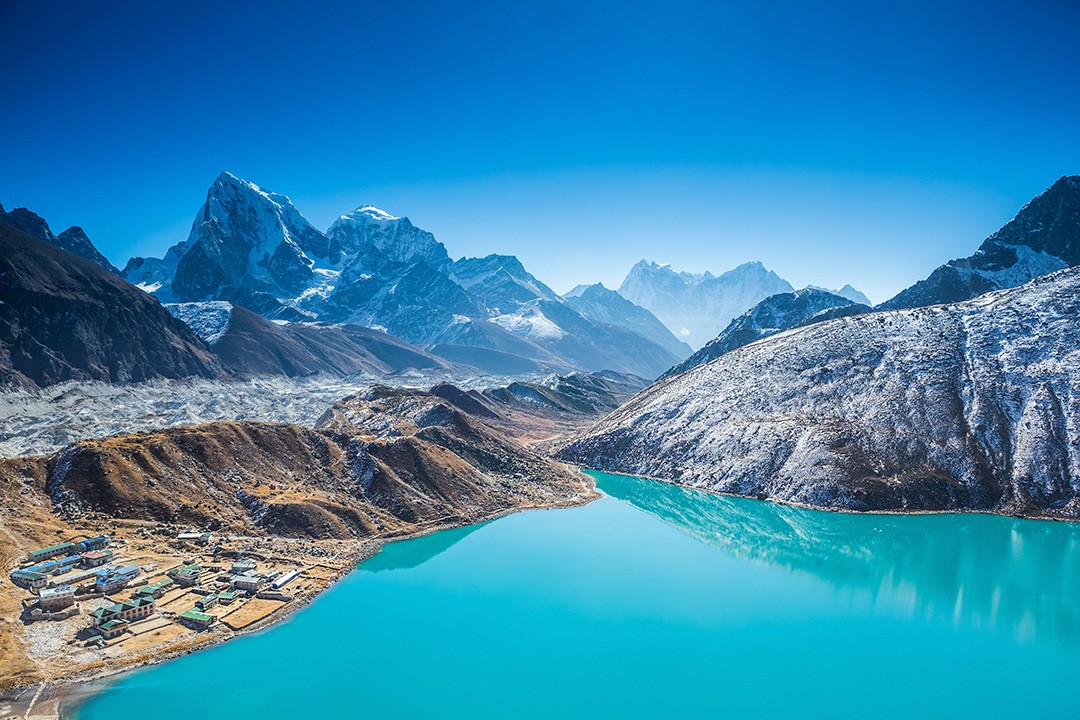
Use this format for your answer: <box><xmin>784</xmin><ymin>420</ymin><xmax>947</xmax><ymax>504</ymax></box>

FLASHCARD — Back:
<box><xmin>451</xmin><ymin>254</ymin><xmax>562</xmax><ymax>313</ymax></box>
<box><xmin>328</xmin><ymin>206</ymin><xmax>451</xmax><ymax>271</ymax></box>
<box><xmin>0</xmin><ymin>204</ymin><xmax>119</xmax><ymax>274</ymax></box>
<box><xmin>124</xmin><ymin>172</ymin><xmax>337</xmax><ymax>302</ymax></box>
<box><xmin>563</xmin><ymin>283</ymin><xmax>692</xmax><ymax>359</ymax></box>
<box><xmin>881</xmin><ymin>175</ymin><xmax>1080</xmax><ymax>309</ymax></box>
<box><xmin>617</xmin><ymin>260</ymin><xmax>794</xmax><ymax>349</ymax></box>
<box><xmin>662</xmin><ymin>288</ymin><xmax>867</xmax><ymax>378</ymax></box>
<box><xmin>560</xmin><ymin>266</ymin><xmax>1080</xmax><ymax>519</ymax></box>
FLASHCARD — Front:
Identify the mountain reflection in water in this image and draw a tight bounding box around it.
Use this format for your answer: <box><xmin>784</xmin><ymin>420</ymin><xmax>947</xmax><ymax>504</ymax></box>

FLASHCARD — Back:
<box><xmin>592</xmin><ymin>470</ymin><xmax>1080</xmax><ymax>645</ymax></box>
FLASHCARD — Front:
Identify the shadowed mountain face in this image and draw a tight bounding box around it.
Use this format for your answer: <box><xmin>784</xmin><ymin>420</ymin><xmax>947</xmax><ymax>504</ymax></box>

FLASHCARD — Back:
<box><xmin>662</xmin><ymin>288</ymin><xmax>868</xmax><ymax>379</ymax></box>
<box><xmin>881</xmin><ymin>175</ymin><xmax>1080</xmax><ymax>309</ymax></box>
<box><xmin>563</xmin><ymin>282</ymin><xmax>691</xmax><ymax>359</ymax></box>
<box><xmin>596</xmin><ymin>471</ymin><xmax>1080</xmax><ymax>647</ymax></box>
<box><xmin>0</xmin><ymin>204</ymin><xmax>119</xmax><ymax>274</ymax></box>
<box><xmin>561</xmin><ymin>267</ymin><xmax>1080</xmax><ymax>519</ymax></box>
<box><xmin>0</xmin><ymin>221</ymin><xmax>223</xmax><ymax>389</ymax></box>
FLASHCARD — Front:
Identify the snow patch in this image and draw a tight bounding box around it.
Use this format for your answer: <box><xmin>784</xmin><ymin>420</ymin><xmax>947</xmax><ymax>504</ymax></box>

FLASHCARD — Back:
<box><xmin>164</xmin><ymin>301</ymin><xmax>234</xmax><ymax>345</ymax></box>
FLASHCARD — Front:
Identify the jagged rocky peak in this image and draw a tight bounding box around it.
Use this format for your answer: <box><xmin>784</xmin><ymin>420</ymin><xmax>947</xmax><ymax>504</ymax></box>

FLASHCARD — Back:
<box><xmin>618</xmin><ymin>259</ymin><xmax>794</xmax><ymax>349</ymax></box>
<box><xmin>661</xmin><ymin>287</ymin><xmax>868</xmax><ymax>379</ymax></box>
<box><xmin>987</xmin><ymin>175</ymin><xmax>1080</xmax><ymax>262</ymax></box>
<box><xmin>451</xmin><ymin>254</ymin><xmax>561</xmax><ymax>313</ymax></box>
<box><xmin>0</xmin><ymin>206</ymin><xmax>53</xmax><ymax>240</ymax></box>
<box><xmin>882</xmin><ymin>175</ymin><xmax>1080</xmax><ymax>309</ymax></box>
<box><xmin>0</xmin><ymin>204</ymin><xmax>120</xmax><ymax>274</ymax></box>
<box><xmin>328</xmin><ymin>204</ymin><xmax>451</xmax><ymax>271</ymax></box>
<box><xmin>166</xmin><ymin>171</ymin><xmax>335</xmax><ymax>302</ymax></box>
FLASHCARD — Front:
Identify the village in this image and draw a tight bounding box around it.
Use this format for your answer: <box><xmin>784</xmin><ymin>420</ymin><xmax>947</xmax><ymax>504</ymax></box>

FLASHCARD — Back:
<box><xmin>6</xmin><ymin>524</ymin><xmax>362</xmax><ymax>676</ymax></box>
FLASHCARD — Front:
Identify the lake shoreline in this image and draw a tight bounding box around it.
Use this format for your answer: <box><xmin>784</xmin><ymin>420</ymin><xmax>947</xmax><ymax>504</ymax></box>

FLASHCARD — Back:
<box><xmin>570</xmin><ymin>464</ymin><xmax>1080</xmax><ymax>524</ymax></box>
<box><xmin>5</xmin><ymin>486</ymin><xmax>599</xmax><ymax>720</ymax></box>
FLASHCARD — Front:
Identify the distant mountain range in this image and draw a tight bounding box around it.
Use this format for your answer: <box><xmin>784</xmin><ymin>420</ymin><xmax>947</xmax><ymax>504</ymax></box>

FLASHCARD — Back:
<box><xmin>120</xmin><ymin>172</ymin><xmax>690</xmax><ymax>379</ymax></box>
<box><xmin>616</xmin><ymin>260</ymin><xmax>795</xmax><ymax>350</ymax></box>
<box><xmin>662</xmin><ymin>288</ymin><xmax>869</xmax><ymax>378</ymax></box>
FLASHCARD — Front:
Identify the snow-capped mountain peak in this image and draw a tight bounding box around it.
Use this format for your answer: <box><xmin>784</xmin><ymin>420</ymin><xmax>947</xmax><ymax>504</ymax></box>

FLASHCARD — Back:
<box><xmin>328</xmin><ymin>205</ymin><xmax>450</xmax><ymax>271</ymax></box>
<box><xmin>618</xmin><ymin>259</ymin><xmax>794</xmax><ymax>349</ymax></box>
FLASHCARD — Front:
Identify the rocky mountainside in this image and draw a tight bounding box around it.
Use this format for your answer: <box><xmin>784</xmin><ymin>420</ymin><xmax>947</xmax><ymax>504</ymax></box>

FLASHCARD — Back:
<box><xmin>165</xmin><ymin>301</ymin><xmax>452</xmax><ymax>378</ymax></box>
<box><xmin>617</xmin><ymin>260</ymin><xmax>794</xmax><ymax>349</ymax></box>
<box><xmin>560</xmin><ymin>267</ymin><xmax>1080</xmax><ymax>519</ymax></box>
<box><xmin>328</xmin><ymin>205</ymin><xmax>451</xmax><ymax>272</ymax></box>
<box><xmin>428</xmin><ymin>370</ymin><xmax>647</xmax><ymax>454</ymax></box>
<box><xmin>0</xmin><ymin>385</ymin><xmax>593</xmax><ymax>540</ymax></box>
<box><xmin>662</xmin><ymin>288</ymin><xmax>868</xmax><ymax>378</ymax></box>
<box><xmin>125</xmin><ymin>172</ymin><xmax>685</xmax><ymax>378</ymax></box>
<box><xmin>0</xmin><ymin>203</ymin><xmax>119</xmax><ymax>274</ymax></box>
<box><xmin>0</xmin><ymin>221</ymin><xmax>223</xmax><ymax>389</ymax></box>
<box><xmin>563</xmin><ymin>283</ymin><xmax>692</xmax><ymax>359</ymax></box>
<box><xmin>123</xmin><ymin>172</ymin><xmax>337</xmax><ymax>312</ymax></box>
<box><xmin>881</xmin><ymin>176</ymin><xmax>1080</xmax><ymax>310</ymax></box>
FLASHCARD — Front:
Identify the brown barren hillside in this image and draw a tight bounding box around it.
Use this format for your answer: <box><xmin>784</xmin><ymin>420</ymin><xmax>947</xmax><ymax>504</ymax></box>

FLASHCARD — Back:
<box><xmin>0</xmin><ymin>385</ymin><xmax>594</xmax><ymax>692</ymax></box>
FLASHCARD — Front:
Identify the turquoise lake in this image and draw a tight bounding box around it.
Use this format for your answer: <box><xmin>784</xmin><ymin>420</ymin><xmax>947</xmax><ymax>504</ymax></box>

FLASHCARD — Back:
<box><xmin>75</xmin><ymin>471</ymin><xmax>1080</xmax><ymax>718</ymax></box>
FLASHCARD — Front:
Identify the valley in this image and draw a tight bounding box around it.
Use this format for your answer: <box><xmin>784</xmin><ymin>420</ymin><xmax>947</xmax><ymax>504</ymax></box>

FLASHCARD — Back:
<box><xmin>1</xmin><ymin>173</ymin><xmax>1079</xmax><ymax>718</ymax></box>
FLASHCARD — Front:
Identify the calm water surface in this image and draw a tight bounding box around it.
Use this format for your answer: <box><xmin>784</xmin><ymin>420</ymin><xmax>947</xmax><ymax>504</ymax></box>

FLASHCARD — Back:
<box><xmin>75</xmin><ymin>471</ymin><xmax>1080</xmax><ymax>718</ymax></box>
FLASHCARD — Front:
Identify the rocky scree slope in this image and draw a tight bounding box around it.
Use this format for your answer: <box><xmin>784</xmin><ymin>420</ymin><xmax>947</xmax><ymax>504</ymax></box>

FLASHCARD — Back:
<box><xmin>0</xmin><ymin>385</ymin><xmax>593</xmax><ymax>541</ymax></box>
<box><xmin>0</xmin><ymin>221</ymin><xmax>223</xmax><ymax>389</ymax></box>
<box><xmin>561</xmin><ymin>267</ymin><xmax>1080</xmax><ymax>519</ymax></box>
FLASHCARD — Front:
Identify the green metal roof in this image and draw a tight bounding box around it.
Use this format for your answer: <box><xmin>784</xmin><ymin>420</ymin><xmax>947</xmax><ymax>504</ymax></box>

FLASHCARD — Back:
<box><xmin>179</xmin><ymin>609</ymin><xmax>214</xmax><ymax>622</ymax></box>
<box><xmin>29</xmin><ymin>542</ymin><xmax>74</xmax><ymax>557</ymax></box>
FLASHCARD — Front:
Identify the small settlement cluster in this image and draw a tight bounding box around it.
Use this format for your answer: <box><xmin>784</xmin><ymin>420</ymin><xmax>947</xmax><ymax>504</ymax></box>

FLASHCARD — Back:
<box><xmin>10</xmin><ymin>530</ymin><xmax>305</xmax><ymax>643</ymax></box>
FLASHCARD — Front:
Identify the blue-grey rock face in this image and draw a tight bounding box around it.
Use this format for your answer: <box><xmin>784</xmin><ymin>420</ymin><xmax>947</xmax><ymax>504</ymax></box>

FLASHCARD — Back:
<box><xmin>560</xmin><ymin>267</ymin><xmax>1080</xmax><ymax>519</ymax></box>
<box><xmin>881</xmin><ymin>175</ymin><xmax>1080</xmax><ymax>310</ymax></box>
<box><xmin>328</xmin><ymin>206</ymin><xmax>451</xmax><ymax>272</ymax></box>
<box><xmin>168</xmin><ymin>172</ymin><xmax>335</xmax><ymax>301</ymax></box>
<box><xmin>662</xmin><ymin>288</ymin><xmax>867</xmax><ymax>378</ymax></box>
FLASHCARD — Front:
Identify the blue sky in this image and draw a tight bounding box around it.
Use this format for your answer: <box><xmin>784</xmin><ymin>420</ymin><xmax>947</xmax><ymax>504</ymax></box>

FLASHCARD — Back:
<box><xmin>1</xmin><ymin>0</ymin><xmax>1078</xmax><ymax>302</ymax></box>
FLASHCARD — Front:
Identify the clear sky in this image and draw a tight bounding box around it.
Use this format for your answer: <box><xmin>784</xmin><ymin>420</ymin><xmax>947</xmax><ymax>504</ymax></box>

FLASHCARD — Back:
<box><xmin>1</xmin><ymin>0</ymin><xmax>1078</xmax><ymax>303</ymax></box>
